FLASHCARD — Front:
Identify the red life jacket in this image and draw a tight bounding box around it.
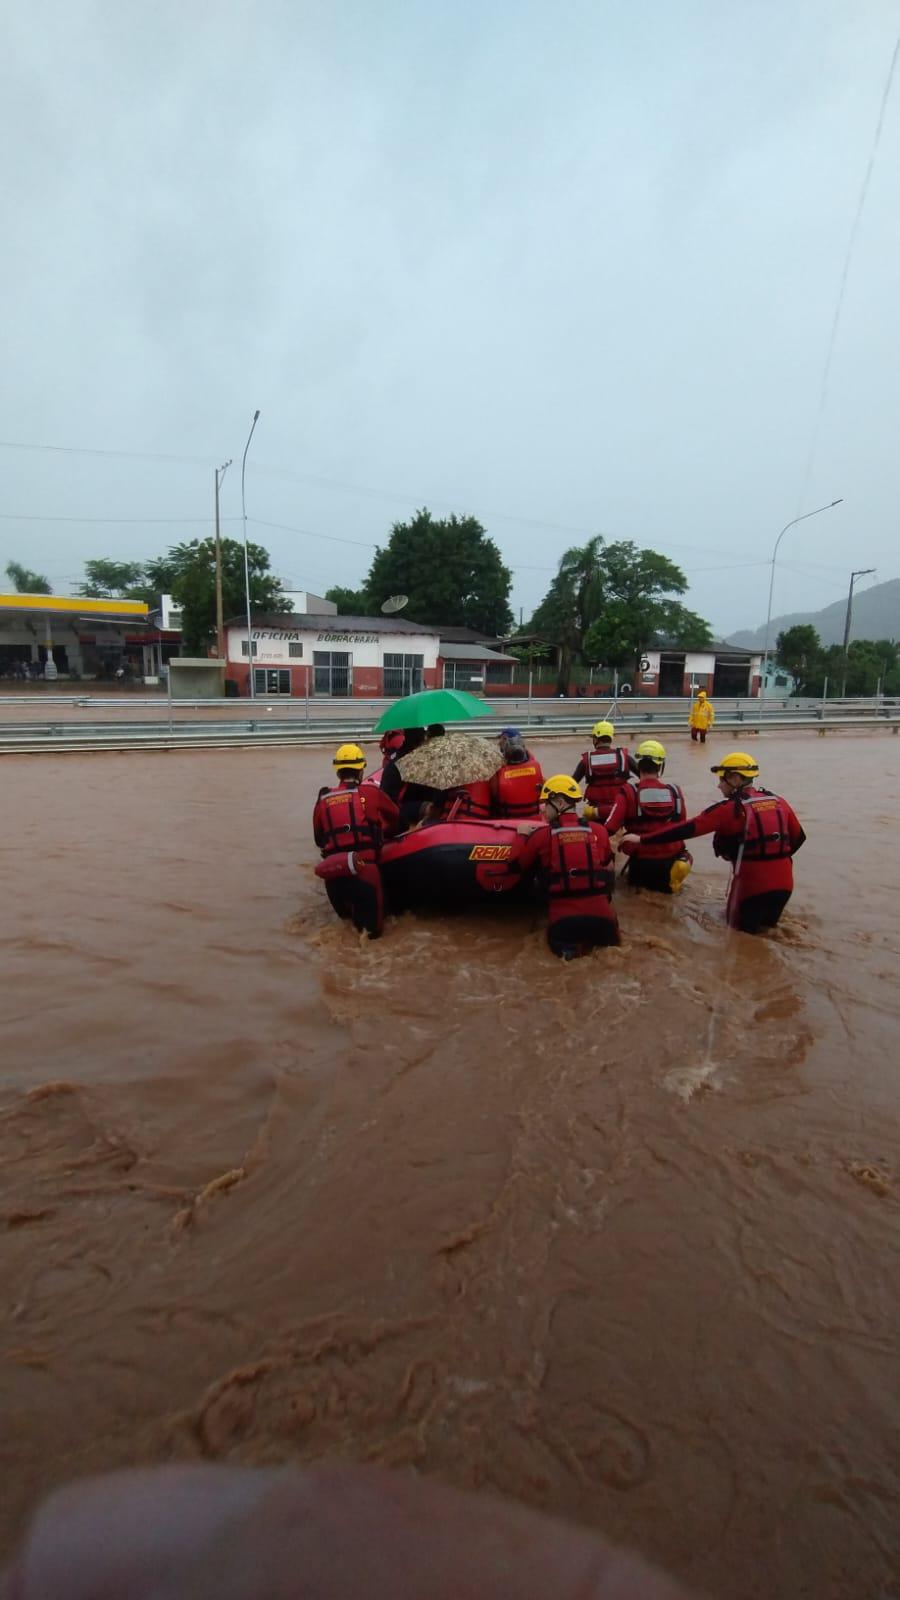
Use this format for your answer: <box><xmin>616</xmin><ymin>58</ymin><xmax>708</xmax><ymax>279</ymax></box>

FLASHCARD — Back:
<box><xmin>314</xmin><ymin>783</ymin><xmax>384</xmax><ymax>861</ymax></box>
<box><xmin>547</xmin><ymin>821</ymin><xmax>613</xmax><ymax>900</ymax></box>
<box><xmin>630</xmin><ymin>780</ymin><xmax>686</xmax><ymax>860</ymax></box>
<box><xmin>581</xmin><ymin>746</ymin><xmax>631</xmax><ymax>802</ymax></box>
<box><xmin>737</xmin><ymin>789</ymin><xmax>795</xmax><ymax>863</ymax></box>
<box><xmin>444</xmin><ymin>780</ymin><xmax>493</xmax><ymax>819</ymax></box>
<box><xmin>492</xmin><ymin>760</ymin><xmax>543</xmax><ymax>817</ymax></box>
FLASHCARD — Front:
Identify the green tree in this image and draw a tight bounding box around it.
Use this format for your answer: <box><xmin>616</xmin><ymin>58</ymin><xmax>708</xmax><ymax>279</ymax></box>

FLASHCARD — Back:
<box><xmin>325</xmin><ymin>584</ymin><xmax>371</xmax><ymax>615</ymax></box>
<box><xmin>78</xmin><ymin>559</ymin><xmax>155</xmax><ymax>602</ymax></box>
<box><xmin>775</xmin><ymin>625</ymin><xmax>822</xmax><ymax>692</ymax></box>
<box><xmin>5</xmin><ymin>560</ymin><xmax>52</xmax><ymax>594</ymax></box>
<box><xmin>145</xmin><ymin>538</ymin><xmax>283</xmax><ymax>653</ymax></box>
<box><xmin>532</xmin><ymin>537</ymin><xmax>703</xmax><ymax>689</ymax></box>
<box><xmin>364</xmin><ymin>509</ymin><xmax>513</xmax><ymax>635</ymax></box>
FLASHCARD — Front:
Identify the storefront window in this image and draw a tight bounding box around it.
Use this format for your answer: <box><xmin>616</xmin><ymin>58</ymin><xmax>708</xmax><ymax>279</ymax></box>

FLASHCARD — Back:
<box><xmin>383</xmin><ymin>653</ymin><xmax>424</xmax><ymax>696</ymax></box>
<box><xmin>254</xmin><ymin>668</ymin><xmax>291</xmax><ymax>695</ymax></box>
<box><xmin>313</xmin><ymin>650</ymin><xmax>351</xmax><ymax>696</ymax></box>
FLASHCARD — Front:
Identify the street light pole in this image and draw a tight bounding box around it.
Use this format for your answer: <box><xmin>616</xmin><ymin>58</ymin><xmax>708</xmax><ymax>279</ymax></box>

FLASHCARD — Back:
<box><xmin>840</xmin><ymin>566</ymin><xmax>875</xmax><ymax>696</ymax></box>
<box><xmin>241</xmin><ymin>411</ymin><xmax>261</xmax><ymax>699</ymax></box>
<box><xmin>214</xmin><ymin>458</ymin><xmax>232</xmax><ymax>665</ymax></box>
<box><xmin>760</xmin><ymin>498</ymin><xmax>843</xmax><ymax>700</ymax></box>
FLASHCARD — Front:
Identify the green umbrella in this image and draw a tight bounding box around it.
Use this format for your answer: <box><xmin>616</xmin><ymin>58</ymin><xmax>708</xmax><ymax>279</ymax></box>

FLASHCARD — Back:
<box><xmin>373</xmin><ymin>688</ymin><xmax>487</xmax><ymax>733</ymax></box>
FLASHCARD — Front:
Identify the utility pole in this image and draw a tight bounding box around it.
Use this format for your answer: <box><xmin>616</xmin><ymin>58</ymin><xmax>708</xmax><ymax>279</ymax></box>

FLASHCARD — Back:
<box><xmin>241</xmin><ymin>411</ymin><xmax>261</xmax><ymax>700</ymax></box>
<box><xmin>840</xmin><ymin>567</ymin><xmax>875</xmax><ymax>696</ymax></box>
<box><xmin>214</xmin><ymin>459</ymin><xmax>232</xmax><ymax>662</ymax></box>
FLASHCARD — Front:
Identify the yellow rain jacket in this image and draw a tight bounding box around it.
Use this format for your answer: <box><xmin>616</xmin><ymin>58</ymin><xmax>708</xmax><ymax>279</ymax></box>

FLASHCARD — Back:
<box><xmin>689</xmin><ymin>696</ymin><xmax>715</xmax><ymax>731</ymax></box>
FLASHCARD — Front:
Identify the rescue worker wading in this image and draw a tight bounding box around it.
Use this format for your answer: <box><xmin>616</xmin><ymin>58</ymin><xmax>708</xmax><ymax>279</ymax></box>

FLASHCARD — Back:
<box><xmin>515</xmin><ymin>775</ymin><xmax>620</xmax><ymax>959</ymax></box>
<box><xmin>689</xmin><ymin>690</ymin><xmax>715</xmax><ymax>744</ymax></box>
<box><xmin>604</xmin><ymin>739</ymin><xmax>692</xmax><ymax>894</ymax></box>
<box><xmin>622</xmin><ymin>752</ymin><xmax>806</xmax><ymax>934</ymax></box>
<box><xmin>490</xmin><ymin>730</ymin><xmax>544</xmax><ymax>818</ymax></box>
<box><xmin>573</xmin><ymin>721</ymin><xmax>637</xmax><ymax>814</ymax></box>
<box><xmin>312</xmin><ymin>744</ymin><xmax>399</xmax><ymax>938</ymax></box>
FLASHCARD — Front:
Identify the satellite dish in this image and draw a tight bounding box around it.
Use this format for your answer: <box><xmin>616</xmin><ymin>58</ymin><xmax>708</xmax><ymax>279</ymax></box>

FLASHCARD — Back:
<box><xmin>381</xmin><ymin>594</ymin><xmax>409</xmax><ymax>614</ymax></box>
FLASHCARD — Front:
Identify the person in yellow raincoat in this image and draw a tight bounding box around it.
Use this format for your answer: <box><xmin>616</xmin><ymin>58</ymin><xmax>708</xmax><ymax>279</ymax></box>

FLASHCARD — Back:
<box><xmin>688</xmin><ymin>689</ymin><xmax>715</xmax><ymax>744</ymax></box>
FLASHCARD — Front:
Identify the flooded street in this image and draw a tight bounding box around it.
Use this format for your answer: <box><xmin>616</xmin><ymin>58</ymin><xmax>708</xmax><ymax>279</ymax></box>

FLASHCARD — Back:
<box><xmin>1</xmin><ymin>732</ymin><xmax>898</xmax><ymax>1597</ymax></box>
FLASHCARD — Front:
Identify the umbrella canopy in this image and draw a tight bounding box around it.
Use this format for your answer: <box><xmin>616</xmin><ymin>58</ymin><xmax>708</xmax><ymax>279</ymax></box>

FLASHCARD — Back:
<box><xmin>373</xmin><ymin>688</ymin><xmax>486</xmax><ymax>733</ymax></box>
<box><xmin>397</xmin><ymin>731</ymin><xmax>501</xmax><ymax>789</ymax></box>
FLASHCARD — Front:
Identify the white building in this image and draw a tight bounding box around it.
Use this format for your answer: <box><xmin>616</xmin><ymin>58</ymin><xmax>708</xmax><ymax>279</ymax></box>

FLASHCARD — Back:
<box><xmin>225</xmin><ymin>612</ymin><xmax>441</xmax><ymax>697</ymax></box>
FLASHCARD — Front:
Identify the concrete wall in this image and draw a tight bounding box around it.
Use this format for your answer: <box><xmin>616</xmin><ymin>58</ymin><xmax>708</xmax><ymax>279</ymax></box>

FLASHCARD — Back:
<box><xmin>169</xmin><ymin>661</ymin><xmax>224</xmax><ymax>699</ymax></box>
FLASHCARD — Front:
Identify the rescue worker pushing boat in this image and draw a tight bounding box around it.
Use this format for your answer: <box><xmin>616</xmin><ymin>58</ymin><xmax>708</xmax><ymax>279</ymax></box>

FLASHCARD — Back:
<box><xmin>689</xmin><ymin>690</ymin><xmax>715</xmax><ymax>744</ymax></box>
<box><xmin>514</xmin><ymin>775</ymin><xmax>619</xmax><ymax>959</ymax></box>
<box><xmin>604</xmin><ymin>740</ymin><xmax>692</xmax><ymax>894</ymax></box>
<box><xmin>573</xmin><ymin>722</ymin><xmax>637</xmax><ymax>814</ymax></box>
<box><xmin>621</xmin><ymin>751</ymin><xmax>805</xmax><ymax>933</ymax></box>
<box><xmin>312</xmin><ymin>744</ymin><xmax>400</xmax><ymax>938</ymax></box>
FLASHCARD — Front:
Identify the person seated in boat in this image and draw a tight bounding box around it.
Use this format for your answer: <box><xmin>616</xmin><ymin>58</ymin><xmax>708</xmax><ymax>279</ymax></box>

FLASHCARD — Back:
<box><xmin>408</xmin><ymin>800</ymin><xmax>440</xmax><ymax>832</ymax></box>
<box><xmin>379</xmin><ymin>730</ymin><xmax>405</xmax><ymax>767</ymax></box>
<box><xmin>513</xmin><ymin>775</ymin><xmax>620</xmax><ymax>959</ymax></box>
<box><xmin>441</xmin><ymin>779</ymin><xmax>493</xmax><ymax>819</ymax></box>
<box><xmin>313</xmin><ymin>744</ymin><xmax>400</xmax><ymax>939</ymax></box>
<box><xmin>380</xmin><ymin>729</ymin><xmax>442</xmax><ymax>828</ymax></box>
<box><xmin>498</xmin><ymin>725</ymin><xmax>537</xmax><ymax>761</ymax></box>
<box><xmin>490</xmin><ymin>736</ymin><xmax>544</xmax><ymax>818</ymax></box>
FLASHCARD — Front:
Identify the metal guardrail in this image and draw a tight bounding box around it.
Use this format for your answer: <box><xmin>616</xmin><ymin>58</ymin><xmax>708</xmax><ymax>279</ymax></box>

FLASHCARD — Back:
<box><xmin>2</xmin><ymin>711</ymin><xmax>899</xmax><ymax>755</ymax></box>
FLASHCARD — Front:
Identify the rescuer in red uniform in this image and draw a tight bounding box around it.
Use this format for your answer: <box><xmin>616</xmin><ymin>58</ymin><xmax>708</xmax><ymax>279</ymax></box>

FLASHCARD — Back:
<box><xmin>490</xmin><ymin>734</ymin><xmax>545</xmax><ymax>817</ymax></box>
<box><xmin>603</xmin><ymin>739</ymin><xmax>692</xmax><ymax>895</ymax></box>
<box><xmin>515</xmin><ymin>774</ymin><xmax>619</xmax><ymax>959</ymax></box>
<box><xmin>621</xmin><ymin>751</ymin><xmax>806</xmax><ymax>933</ymax></box>
<box><xmin>573</xmin><ymin>721</ymin><xmax>637</xmax><ymax>814</ymax></box>
<box><xmin>313</xmin><ymin>744</ymin><xmax>400</xmax><ymax>938</ymax></box>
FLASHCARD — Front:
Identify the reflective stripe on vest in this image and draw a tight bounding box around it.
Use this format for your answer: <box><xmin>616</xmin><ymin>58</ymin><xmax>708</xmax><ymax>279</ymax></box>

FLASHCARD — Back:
<box><xmin>493</xmin><ymin>762</ymin><xmax>542</xmax><ymax>816</ymax></box>
<box><xmin>633</xmin><ymin>783</ymin><xmax>683</xmax><ymax>828</ymax></box>
<box><xmin>547</xmin><ymin>822</ymin><xmax>611</xmax><ymax>898</ymax></box>
<box><xmin>583</xmin><ymin>747</ymin><xmax>629</xmax><ymax>782</ymax></box>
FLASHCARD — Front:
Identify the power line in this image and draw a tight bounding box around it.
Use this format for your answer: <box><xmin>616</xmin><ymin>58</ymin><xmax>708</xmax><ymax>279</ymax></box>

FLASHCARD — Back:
<box><xmin>795</xmin><ymin>32</ymin><xmax>900</xmax><ymax>512</ymax></box>
<box><xmin>0</xmin><ymin>513</ymin><xmax>241</xmax><ymax>525</ymax></box>
<box><xmin>0</xmin><ymin>438</ymin><xmax>215</xmax><ymax>467</ymax></box>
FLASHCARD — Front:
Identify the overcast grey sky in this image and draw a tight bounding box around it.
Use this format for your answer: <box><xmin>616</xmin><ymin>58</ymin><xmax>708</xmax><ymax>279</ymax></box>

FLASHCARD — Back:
<box><xmin>2</xmin><ymin>0</ymin><xmax>898</xmax><ymax>635</ymax></box>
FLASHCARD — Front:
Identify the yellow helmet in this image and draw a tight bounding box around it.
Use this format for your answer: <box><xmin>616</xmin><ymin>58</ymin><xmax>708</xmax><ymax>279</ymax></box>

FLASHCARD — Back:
<box><xmin>333</xmin><ymin>742</ymin><xmax>366</xmax><ymax>771</ymax></box>
<box><xmin>636</xmin><ymin>738</ymin><xmax>667</xmax><ymax>766</ymax></box>
<box><xmin>710</xmin><ymin>751</ymin><xmax>759</xmax><ymax>779</ymax></box>
<box><xmin>540</xmin><ymin>774</ymin><xmax>581</xmax><ymax>805</ymax></box>
<box><xmin>697</xmin><ymin>689</ymin><xmax>707</xmax><ymax>698</ymax></box>
<box><xmin>592</xmin><ymin>720</ymin><xmax>615</xmax><ymax>740</ymax></box>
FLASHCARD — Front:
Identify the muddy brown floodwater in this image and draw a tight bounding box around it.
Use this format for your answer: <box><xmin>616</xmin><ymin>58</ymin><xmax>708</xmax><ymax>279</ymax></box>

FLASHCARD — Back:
<box><xmin>1</xmin><ymin>731</ymin><xmax>899</xmax><ymax>1596</ymax></box>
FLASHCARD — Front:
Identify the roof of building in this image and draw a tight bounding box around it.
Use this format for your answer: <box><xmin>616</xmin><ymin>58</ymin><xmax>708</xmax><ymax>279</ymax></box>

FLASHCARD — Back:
<box><xmin>657</xmin><ymin>638</ymin><xmax>756</xmax><ymax>660</ymax></box>
<box><xmin>439</xmin><ymin>641</ymin><xmax>518</xmax><ymax>663</ymax></box>
<box><xmin>0</xmin><ymin>592</ymin><xmax>149</xmax><ymax>621</ymax></box>
<box><xmin>436</xmin><ymin>624</ymin><xmax>505</xmax><ymax>645</ymax></box>
<box><xmin>225</xmin><ymin>612</ymin><xmax>437</xmax><ymax>635</ymax></box>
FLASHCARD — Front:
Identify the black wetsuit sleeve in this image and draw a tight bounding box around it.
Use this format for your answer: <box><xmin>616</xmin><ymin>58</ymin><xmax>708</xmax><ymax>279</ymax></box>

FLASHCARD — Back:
<box><xmin>572</xmin><ymin>759</ymin><xmax>586</xmax><ymax>782</ymax></box>
<box><xmin>380</xmin><ymin>760</ymin><xmax>402</xmax><ymax>800</ymax></box>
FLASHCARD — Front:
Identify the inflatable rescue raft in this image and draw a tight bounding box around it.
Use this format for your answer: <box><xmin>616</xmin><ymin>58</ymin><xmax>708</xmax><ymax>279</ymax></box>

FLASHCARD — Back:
<box><xmin>315</xmin><ymin>816</ymin><xmax>543</xmax><ymax>909</ymax></box>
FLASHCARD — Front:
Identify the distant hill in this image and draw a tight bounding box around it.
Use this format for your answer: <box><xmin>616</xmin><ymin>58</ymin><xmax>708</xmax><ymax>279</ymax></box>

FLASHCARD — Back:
<box><xmin>728</xmin><ymin>577</ymin><xmax>900</xmax><ymax>650</ymax></box>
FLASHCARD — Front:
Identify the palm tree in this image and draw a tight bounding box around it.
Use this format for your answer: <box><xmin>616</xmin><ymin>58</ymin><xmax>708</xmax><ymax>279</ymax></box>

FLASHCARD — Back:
<box><xmin>532</xmin><ymin>536</ymin><xmax>607</xmax><ymax>691</ymax></box>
